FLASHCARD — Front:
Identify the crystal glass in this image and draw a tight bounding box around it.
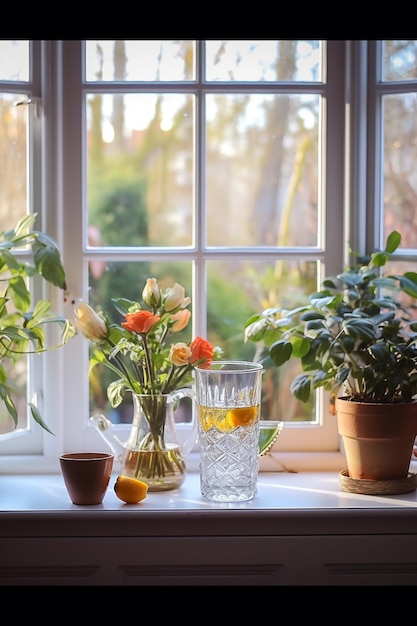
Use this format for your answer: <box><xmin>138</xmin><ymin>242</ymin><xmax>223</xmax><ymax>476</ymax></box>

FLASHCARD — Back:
<box><xmin>194</xmin><ymin>361</ymin><xmax>263</xmax><ymax>502</ymax></box>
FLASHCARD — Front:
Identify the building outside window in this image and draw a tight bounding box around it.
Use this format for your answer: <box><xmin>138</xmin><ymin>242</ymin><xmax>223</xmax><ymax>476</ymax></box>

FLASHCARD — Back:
<box><xmin>0</xmin><ymin>40</ymin><xmax>416</xmax><ymax>473</ymax></box>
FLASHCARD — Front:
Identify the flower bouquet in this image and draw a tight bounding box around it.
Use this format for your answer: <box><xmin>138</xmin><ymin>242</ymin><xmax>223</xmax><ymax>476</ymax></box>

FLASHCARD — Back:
<box><xmin>75</xmin><ymin>277</ymin><xmax>221</xmax><ymax>489</ymax></box>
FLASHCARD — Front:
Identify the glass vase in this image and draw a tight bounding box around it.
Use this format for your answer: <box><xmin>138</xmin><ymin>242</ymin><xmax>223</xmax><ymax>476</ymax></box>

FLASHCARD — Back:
<box><xmin>121</xmin><ymin>392</ymin><xmax>191</xmax><ymax>492</ymax></box>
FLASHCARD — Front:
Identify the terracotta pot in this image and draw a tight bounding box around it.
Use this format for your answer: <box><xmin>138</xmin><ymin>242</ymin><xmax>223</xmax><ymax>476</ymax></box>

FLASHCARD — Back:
<box><xmin>335</xmin><ymin>397</ymin><xmax>417</xmax><ymax>481</ymax></box>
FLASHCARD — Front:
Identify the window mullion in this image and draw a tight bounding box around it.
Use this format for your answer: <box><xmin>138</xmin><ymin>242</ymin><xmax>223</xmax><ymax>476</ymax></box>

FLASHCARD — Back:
<box><xmin>194</xmin><ymin>40</ymin><xmax>206</xmax><ymax>338</ymax></box>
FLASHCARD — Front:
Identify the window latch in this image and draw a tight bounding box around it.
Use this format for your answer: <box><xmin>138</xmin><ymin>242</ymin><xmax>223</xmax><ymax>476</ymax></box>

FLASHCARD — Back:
<box><xmin>15</xmin><ymin>96</ymin><xmax>42</xmax><ymax>120</ymax></box>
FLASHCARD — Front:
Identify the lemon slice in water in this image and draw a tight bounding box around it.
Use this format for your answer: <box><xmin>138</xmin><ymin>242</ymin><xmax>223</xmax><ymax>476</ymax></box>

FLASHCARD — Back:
<box><xmin>226</xmin><ymin>406</ymin><xmax>259</xmax><ymax>428</ymax></box>
<box><xmin>258</xmin><ymin>420</ymin><xmax>284</xmax><ymax>456</ymax></box>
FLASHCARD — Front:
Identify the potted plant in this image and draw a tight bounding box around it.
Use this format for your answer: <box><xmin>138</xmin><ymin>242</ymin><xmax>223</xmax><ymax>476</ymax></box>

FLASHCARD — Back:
<box><xmin>244</xmin><ymin>230</ymin><xmax>417</xmax><ymax>493</ymax></box>
<box><xmin>0</xmin><ymin>213</ymin><xmax>75</xmax><ymax>434</ymax></box>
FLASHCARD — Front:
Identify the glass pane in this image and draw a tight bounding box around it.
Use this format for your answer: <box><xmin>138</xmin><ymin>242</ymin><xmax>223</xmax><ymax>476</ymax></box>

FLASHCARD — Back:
<box><xmin>86</xmin><ymin>93</ymin><xmax>194</xmax><ymax>247</ymax></box>
<box><xmin>206</xmin><ymin>258</ymin><xmax>317</xmax><ymax>423</ymax></box>
<box><xmin>85</xmin><ymin>40</ymin><xmax>195</xmax><ymax>82</ymax></box>
<box><xmin>0</xmin><ymin>356</ymin><xmax>28</xmax><ymax>434</ymax></box>
<box><xmin>206</xmin><ymin>40</ymin><xmax>321</xmax><ymax>82</ymax></box>
<box><xmin>0</xmin><ymin>40</ymin><xmax>29</xmax><ymax>81</ymax></box>
<box><xmin>0</xmin><ymin>93</ymin><xmax>28</xmax><ymax>230</ymax></box>
<box><xmin>386</xmin><ymin>260</ymin><xmax>417</xmax><ymax>317</ymax></box>
<box><xmin>383</xmin><ymin>40</ymin><xmax>417</xmax><ymax>81</ymax></box>
<box><xmin>0</xmin><ymin>48</ymin><xmax>30</xmax><ymax>436</ymax></box>
<box><xmin>88</xmin><ymin>260</ymin><xmax>193</xmax><ymax>422</ymax></box>
<box><xmin>205</xmin><ymin>93</ymin><xmax>319</xmax><ymax>247</ymax></box>
<box><xmin>0</xmin><ymin>94</ymin><xmax>30</xmax><ymax>432</ymax></box>
<box><xmin>383</xmin><ymin>93</ymin><xmax>417</xmax><ymax>241</ymax></box>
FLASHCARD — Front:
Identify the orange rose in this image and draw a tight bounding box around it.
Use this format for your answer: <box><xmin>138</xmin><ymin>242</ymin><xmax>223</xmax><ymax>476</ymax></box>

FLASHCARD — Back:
<box><xmin>121</xmin><ymin>310</ymin><xmax>160</xmax><ymax>334</ymax></box>
<box><xmin>189</xmin><ymin>336</ymin><xmax>214</xmax><ymax>368</ymax></box>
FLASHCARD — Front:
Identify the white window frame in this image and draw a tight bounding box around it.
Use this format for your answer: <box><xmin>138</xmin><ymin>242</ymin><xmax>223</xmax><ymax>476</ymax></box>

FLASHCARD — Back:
<box><xmin>0</xmin><ymin>39</ymin><xmax>397</xmax><ymax>474</ymax></box>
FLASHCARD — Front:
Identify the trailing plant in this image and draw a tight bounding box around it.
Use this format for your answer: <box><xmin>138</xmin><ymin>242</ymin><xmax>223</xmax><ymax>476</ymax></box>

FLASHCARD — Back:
<box><xmin>0</xmin><ymin>214</ymin><xmax>75</xmax><ymax>432</ymax></box>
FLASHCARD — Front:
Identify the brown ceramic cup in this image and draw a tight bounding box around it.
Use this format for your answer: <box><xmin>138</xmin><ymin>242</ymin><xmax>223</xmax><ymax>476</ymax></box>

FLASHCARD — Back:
<box><xmin>59</xmin><ymin>452</ymin><xmax>114</xmax><ymax>505</ymax></box>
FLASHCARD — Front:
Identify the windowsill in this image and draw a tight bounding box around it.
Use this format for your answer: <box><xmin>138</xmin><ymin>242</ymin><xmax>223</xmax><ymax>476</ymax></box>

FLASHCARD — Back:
<box><xmin>2</xmin><ymin>464</ymin><xmax>417</xmax><ymax>517</ymax></box>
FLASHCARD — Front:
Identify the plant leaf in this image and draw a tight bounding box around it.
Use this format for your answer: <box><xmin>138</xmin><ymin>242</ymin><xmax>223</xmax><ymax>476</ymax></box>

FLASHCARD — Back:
<box><xmin>29</xmin><ymin>402</ymin><xmax>54</xmax><ymax>435</ymax></box>
<box><xmin>269</xmin><ymin>340</ymin><xmax>292</xmax><ymax>366</ymax></box>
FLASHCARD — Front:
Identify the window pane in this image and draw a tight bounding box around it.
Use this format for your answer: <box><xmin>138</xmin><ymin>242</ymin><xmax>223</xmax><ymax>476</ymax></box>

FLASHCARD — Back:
<box><xmin>386</xmin><ymin>260</ymin><xmax>417</xmax><ymax>311</ymax></box>
<box><xmin>0</xmin><ymin>40</ymin><xmax>29</xmax><ymax>81</ymax></box>
<box><xmin>0</xmin><ymin>356</ymin><xmax>28</xmax><ymax>434</ymax></box>
<box><xmin>383</xmin><ymin>40</ymin><xmax>417</xmax><ymax>81</ymax></box>
<box><xmin>206</xmin><ymin>40</ymin><xmax>322</xmax><ymax>82</ymax></box>
<box><xmin>0</xmin><ymin>93</ymin><xmax>28</xmax><ymax>229</ymax></box>
<box><xmin>0</xmin><ymin>92</ymin><xmax>30</xmax><ymax>434</ymax></box>
<box><xmin>206</xmin><ymin>258</ymin><xmax>317</xmax><ymax>423</ymax></box>
<box><xmin>383</xmin><ymin>93</ymin><xmax>417</xmax><ymax>241</ymax></box>
<box><xmin>86</xmin><ymin>93</ymin><xmax>194</xmax><ymax>247</ymax></box>
<box><xmin>85</xmin><ymin>40</ymin><xmax>195</xmax><ymax>82</ymax></box>
<box><xmin>205</xmin><ymin>93</ymin><xmax>319</xmax><ymax>247</ymax></box>
<box><xmin>88</xmin><ymin>260</ymin><xmax>193</xmax><ymax>421</ymax></box>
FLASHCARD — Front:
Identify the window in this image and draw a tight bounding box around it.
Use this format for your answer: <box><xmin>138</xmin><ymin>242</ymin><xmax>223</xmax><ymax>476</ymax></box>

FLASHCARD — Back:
<box><xmin>0</xmin><ymin>40</ymin><xmax>45</xmax><ymax>455</ymax></box>
<box><xmin>1</xmin><ymin>40</ymin><xmax>416</xmax><ymax>473</ymax></box>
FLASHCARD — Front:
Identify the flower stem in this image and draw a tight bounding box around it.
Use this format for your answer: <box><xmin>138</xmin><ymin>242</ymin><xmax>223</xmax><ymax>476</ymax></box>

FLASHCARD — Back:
<box><xmin>131</xmin><ymin>394</ymin><xmax>186</xmax><ymax>483</ymax></box>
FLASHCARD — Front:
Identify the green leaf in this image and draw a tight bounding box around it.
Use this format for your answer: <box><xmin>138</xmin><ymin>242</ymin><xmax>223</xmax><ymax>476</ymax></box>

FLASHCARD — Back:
<box><xmin>339</xmin><ymin>335</ymin><xmax>355</xmax><ymax>352</ymax></box>
<box><xmin>107</xmin><ymin>379</ymin><xmax>129</xmax><ymax>408</ymax></box>
<box><xmin>0</xmin><ymin>382</ymin><xmax>18</xmax><ymax>426</ymax></box>
<box><xmin>0</xmin><ymin>325</ymin><xmax>31</xmax><ymax>343</ymax></box>
<box><xmin>32</xmin><ymin>239</ymin><xmax>67</xmax><ymax>290</ymax></box>
<box><xmin>342</xmin><ymin>318</ymin><xmax>376</xmax><ymax>341</ymax></box>
<box><xmin>111</xmin><ymin>297</ymin><xmax>140</xmax><ymax>316</ymax></box>
<box><xmin>263</xmin><ymin>326</ymin><xmax>282</xmax><ymax>346</ymax></box>
<box><xmin>0</xmin><ymin>248</ymin><xmax>23</xmax><ymax>272</ymax></box>
<box><xmin>322</xmin><ymin>278</ymin><xmax>339</xmax><ymax>289</ymax></box>
<box><xmin>12</xmin><ymin>213</ymin><xmax>37</xmax><ymax>238</ymax></box>
<box><xmin>371</xmin><ymin>251</ymin><xmax>390</xmax><ymax>267</ymax></box>
<box><xmin>335</xmin><ymin>367</ymin><xmax>350</xmax><ymax>385</ymax></box>
<box><xmin>258</xmin><ymin>421</ymin><xmax>283</xmax><ymax>456</ymax></box>
<box><xmin>336</xmin><ymin>271</ymin><xmax>363</xmax><ymax>288</ymax></box>
<box><xmin>8</xmin><ymin>275</ymin><xmax>31</xmax><ymax>312</ymax></box>
<box><xmin>397</xmin><ymin>273</ymin><xmax>417</xmax><ymax>298</ymax></box>
<box><xmin>300</xmin><ymin>311</ymin><xmax>325</xmax><ymax>321</ymax></box>
<box><xmin>290</xmin><ymin>336</ymin><xmax>310</xmax><ymax>358</ymax></box>
<box><xmin>244</xmin><ymin>313</ymin><xmax>262</xmax><ymax>327</ymax></box>
<box><xmin>269</xmin><ymin>340</ymin><xmax>292</xmax><ymax>367</ymax></box>
<box><xmin>310</xmin><ymin>295</ymin><xmax>339</xmax><ymax>309</ymax></box>
<box><xmin>290</xmin><ymin>374</ymin><xmax>311</xmax><ymax>403</ymax></box>
<box><xmin>29</xmin><ymin>403</ymin><xmax>54</xmax><ymax>435</ymax></box>
<box><xmin>385</xmin><ymin>230</ymin><xmax>401</xmax><ymax>254</ymax></box>
<box><xmin>244</xmin><ymin>317</ymin><xmax>269</xmax><ymax>343</ymax></box>
<box><xmin>305</xmin><ymin>319</ymin><xmax>326</xmax><ymax>331</ymax></box>
<box><xmin>369</xmin><ymin>342</ymin><xmax>392</xmax><ymax>362</ymax></box>
<box><xmin>31</xmin><ymin>299</ymin><xmax>52</xmax><ymax>319</ymax></box>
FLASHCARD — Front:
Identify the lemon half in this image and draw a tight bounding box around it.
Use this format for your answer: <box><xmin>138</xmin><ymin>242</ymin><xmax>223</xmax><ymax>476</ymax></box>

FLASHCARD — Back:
<box><xmin>114</xmin><ymin>475</ymin><xmax>148</xmax><ymax>504</ymax></box>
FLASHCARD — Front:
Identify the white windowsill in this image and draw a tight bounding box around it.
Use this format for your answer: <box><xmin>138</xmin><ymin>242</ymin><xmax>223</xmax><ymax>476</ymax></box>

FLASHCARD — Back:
<box><xmin>1</xmin><ymin>462</ymin><xmax>417</xmax><ymax>515</ymax></box>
